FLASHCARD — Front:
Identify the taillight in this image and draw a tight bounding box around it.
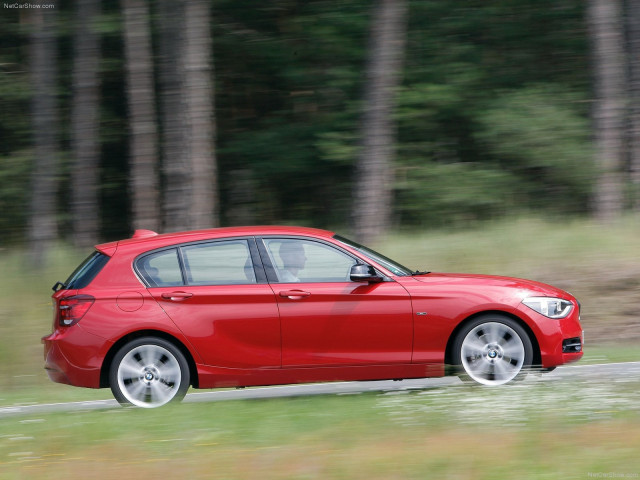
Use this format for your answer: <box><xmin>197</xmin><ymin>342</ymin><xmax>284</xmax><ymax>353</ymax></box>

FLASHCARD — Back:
<box><xmin>58</xmin><ymin>295</ymin><xmax>95</xmax><ymax>327</ymax></box>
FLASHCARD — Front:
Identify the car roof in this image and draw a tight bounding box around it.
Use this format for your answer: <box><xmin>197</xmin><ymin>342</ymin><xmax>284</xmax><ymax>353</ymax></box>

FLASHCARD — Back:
<box><xmin>95</xmin><ymin>226</ymin><xmax>336</xmax><ymax>256</ymax></box>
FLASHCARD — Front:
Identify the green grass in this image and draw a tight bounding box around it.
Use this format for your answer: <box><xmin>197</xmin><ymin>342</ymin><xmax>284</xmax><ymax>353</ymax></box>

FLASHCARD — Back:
<box><xmin>579</xmin><ymin>344</ymin><xmax>640</xmax><ymax>365</ymax></box>
<box><xmin>2</xmin><ymin>380</ymin><xmax>640</xmax><ymax>479</ymax></box>
<box><xmin>0</xmin><ymin>245</ymin><xmax>87</xmax><ymax>391</ymax></box>
<box><xmin>379</xmin><ymin>215</ymin><xmax>640</xmax><ymax>276</ymax></box>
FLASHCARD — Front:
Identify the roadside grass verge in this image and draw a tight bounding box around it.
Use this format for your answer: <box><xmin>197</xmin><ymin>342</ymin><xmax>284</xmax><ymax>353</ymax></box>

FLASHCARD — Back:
<box><xmin>1</xmin><ymin>377</ymin><xmax>640</xmax><ymax>479</ymax></box>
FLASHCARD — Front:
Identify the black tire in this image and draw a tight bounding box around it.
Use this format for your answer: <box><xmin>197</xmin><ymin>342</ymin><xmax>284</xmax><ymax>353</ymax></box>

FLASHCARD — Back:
<box><xmin>109</xmin><ymin>337</ymin><xmax>190</xmax><ymax>408</ymax></box>
<box><xmin>452</xmin><ymin>314</ymin><xmax>533</xmax><ymax>386</ymax></box>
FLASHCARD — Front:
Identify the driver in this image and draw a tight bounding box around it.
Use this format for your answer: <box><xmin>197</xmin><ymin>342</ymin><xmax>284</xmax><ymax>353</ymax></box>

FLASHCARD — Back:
<box><xmin>278</xmin><ymin>241</ymin><xmax>307</xmax><ymax>282</ymax></box>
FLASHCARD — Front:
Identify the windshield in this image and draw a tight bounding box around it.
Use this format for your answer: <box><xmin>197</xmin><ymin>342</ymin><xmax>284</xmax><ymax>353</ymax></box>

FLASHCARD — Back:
<box><xmin>333</xmin><ymin>234</ymin><xmax>413</xmax><ymax>276</ymax></box>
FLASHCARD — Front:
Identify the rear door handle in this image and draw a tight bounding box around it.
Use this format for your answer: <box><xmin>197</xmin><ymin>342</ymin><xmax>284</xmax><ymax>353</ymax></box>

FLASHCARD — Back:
<box><xmin>161</xmin><ymin>291</ymin><xmax>193</xmax><ymax>301</ymax></box>
<box><xmin>279</xmin><ymin>290</ymin><xmax>311</xmax><ymax>299</ymax></box>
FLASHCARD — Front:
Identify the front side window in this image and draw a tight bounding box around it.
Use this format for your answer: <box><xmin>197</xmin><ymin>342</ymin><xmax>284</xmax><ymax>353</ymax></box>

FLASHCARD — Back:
<box><xmin>181</xmin><ymin>240</ymin><xmax>256</xmax><ymax>285</ymax></box>
<box><xmin>263</xmin><ymin>238</ymin><xmax>356</xmax><ymax>283</ymax></box>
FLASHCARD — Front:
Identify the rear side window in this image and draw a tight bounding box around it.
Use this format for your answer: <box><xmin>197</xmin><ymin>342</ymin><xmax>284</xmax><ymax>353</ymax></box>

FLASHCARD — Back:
<box><xmin>182</xmin><ymin>240</ymin><xmax>256</xmax><ymax>285</ymax></box>
<box><xmin>136</xmin><ymin>240</ymin><xmax>258</xmax><ymax>287</ymax></box>
<box><xmin>65</xmin><ymin>251</ymin><xmax>110</xmax><ymax>289</ymax></box>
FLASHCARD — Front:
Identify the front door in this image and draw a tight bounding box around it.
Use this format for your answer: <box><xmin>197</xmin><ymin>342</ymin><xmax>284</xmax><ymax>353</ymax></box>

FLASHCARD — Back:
<box><xmin>261</xmin><ymin>237</ymin><xmax>413</xmax><ymax>367</ymax></box>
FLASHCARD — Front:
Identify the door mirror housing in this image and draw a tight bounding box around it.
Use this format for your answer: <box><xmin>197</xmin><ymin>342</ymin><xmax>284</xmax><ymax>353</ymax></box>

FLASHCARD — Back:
<box><xmin>350</xmin><ymin>264</ymin><xmax>382</xmax><ymax>283</ymax></box>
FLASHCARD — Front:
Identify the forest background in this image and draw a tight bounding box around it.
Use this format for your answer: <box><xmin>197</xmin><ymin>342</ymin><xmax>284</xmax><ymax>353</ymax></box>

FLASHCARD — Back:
<box><xmin>2</xmin><ymin>4</ymin><xmax>640</xmax><ymax>477</ymax></box>
<box><xmin>0</xmin><ymin>0</ymin><xmax>638</xmax><ymax>263</ymax></box>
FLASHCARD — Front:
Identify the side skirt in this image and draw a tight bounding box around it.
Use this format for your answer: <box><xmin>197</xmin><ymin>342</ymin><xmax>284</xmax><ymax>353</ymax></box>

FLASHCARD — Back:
<box><xmin>194</xmin><ymin>363</ymin><xmax>444</xmax><ymax>389</ymax></box>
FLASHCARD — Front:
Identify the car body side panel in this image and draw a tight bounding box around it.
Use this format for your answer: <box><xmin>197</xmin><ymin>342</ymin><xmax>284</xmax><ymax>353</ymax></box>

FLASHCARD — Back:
<box><xmin>398</xmin><ymin>276</ymin><xmax>522</xmax><ymax>363</ymax></box>
<box><xmin>71</xmin><ymin>287</ymin><xmax>193</xmax><ymax>347</ymax></box>
<box><xmin>148</xmin><ymin>284</ymin><xmax>282</xmax><ymax>369</ymax></box>
<box><xmin>275</xmin><ymin>281</ymin><xmax>413</xmax><ymax>367</ymax></box>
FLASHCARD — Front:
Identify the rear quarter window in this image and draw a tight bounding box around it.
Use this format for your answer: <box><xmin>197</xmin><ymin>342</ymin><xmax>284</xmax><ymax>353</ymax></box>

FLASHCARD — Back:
<box><xmin>136</xmin><ymin>248</ymin><xmax>184</xmax><ymax>287</ymax></box>
<box><xmin>65</xmin><ymin>251</ymin><xmax>110</xmax><ymax>289</ymax></box>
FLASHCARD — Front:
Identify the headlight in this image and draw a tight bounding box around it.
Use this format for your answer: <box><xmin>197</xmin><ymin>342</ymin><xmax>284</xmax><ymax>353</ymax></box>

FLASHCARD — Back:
<box><xmin>522</xmin><ymin>297</ymin><xmax>573</xmax><ymax>319</ymax></box>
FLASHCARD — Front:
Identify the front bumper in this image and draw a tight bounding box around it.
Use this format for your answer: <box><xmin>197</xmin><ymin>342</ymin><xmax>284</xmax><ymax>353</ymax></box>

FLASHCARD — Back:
<box><xmin>515</xmin><ymin>302</ymin><xmax>584</xmax><ymax>368</ymax></box>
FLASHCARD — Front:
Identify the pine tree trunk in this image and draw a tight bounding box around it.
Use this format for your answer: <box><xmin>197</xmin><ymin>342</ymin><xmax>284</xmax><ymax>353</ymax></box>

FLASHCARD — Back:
<box><xmin>353</xmin><ymin>0</ymin><xmax>408</xmax><ymax>243</ymax></box>
<box><xmin>588</xmin><ymin>0</ymin><xmax>626</xmax><ymax>221</ymax></box>
<box><xmin>71</xmin><ymin>0</ymin><xmax>101</xmax><ymax>248</ymax></box>
<box><xmin>157</xmin><ymin>0</ymin><xmax>190</xmax><ymax>232</ymax></box>
<box><xmin>27</xmin><ymin>4</ymin><xmax>59</xmax><ymax>267</ymax></box>
<box><xmin>183</xmin><ymin>0</ymin><xmax>218</xmax><ymax>229</ymax></box>
<box><xmin>627</xmin><ymin>0</ymin><xmax>640</xmax><ymax>211</ymax></box>
<box><xmin>122</xmin><ymin>0</ymin><xmax>160</xmax><ymax>232</ymax></box>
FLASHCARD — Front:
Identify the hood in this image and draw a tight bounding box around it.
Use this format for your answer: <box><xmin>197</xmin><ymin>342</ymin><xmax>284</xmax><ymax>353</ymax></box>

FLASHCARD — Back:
<box><xmin>410</xmin><ymin>272</ymin><xmax>572</xmax><ymax>299</ymax></box>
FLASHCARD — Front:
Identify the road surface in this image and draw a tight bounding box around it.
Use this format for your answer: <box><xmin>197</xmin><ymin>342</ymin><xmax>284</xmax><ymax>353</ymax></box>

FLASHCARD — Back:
<box><xmin>1</xmin><ymin>361</ymin><xmax>639</xmax><ymax>418</ymax></box>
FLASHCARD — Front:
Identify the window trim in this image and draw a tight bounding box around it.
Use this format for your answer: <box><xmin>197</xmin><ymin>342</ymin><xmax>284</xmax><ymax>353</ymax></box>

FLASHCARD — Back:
<box><xmin>134</xmin><ymin>236</ymin><xmax>267</xmax><ymax>287</ymax></box>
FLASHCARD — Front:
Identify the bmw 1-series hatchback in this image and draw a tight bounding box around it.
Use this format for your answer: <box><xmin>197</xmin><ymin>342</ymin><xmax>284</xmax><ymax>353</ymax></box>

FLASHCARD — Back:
<box><xmin>42</xmin><ymin>226</ymin><xmax>584</xmax><ymax>408</ymax></box>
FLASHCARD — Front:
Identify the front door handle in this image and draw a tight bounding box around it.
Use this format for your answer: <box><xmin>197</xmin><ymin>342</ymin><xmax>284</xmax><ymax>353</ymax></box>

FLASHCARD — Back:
<box><xmin>161</xmin><ymin>291</ymin><xmax>193</xmax><ymax>301</ymax></box>
<box><xmin>279</xmin><ymin>290</ymin><xmax>311</xmax><ymax>299</ymax></box>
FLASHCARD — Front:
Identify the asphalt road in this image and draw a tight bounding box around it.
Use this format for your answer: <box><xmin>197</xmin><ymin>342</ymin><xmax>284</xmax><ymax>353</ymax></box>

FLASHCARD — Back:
<box><xmin>1</xmin><ymin>361</ymin><xmax>639</xmax><ymax>418</ymax></box>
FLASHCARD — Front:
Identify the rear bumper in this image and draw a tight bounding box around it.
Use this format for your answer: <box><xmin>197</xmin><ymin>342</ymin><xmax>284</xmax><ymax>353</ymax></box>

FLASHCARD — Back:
<box><xmin>42</xmin><ymin>326</ymin><xmax>109</xmax><ymax>389</ymax></box>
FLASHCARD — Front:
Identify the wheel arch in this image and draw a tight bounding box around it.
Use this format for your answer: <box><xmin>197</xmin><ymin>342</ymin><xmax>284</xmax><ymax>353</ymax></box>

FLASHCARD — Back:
<box><xmin>100</xmin><ymin>330</ymin><xmax>199</xmax><ymax>388</ymax></box>
<box><xmin>444</xmin><ymin>310</ymin><xmax>541</xmax><ymax>373</ymax></box>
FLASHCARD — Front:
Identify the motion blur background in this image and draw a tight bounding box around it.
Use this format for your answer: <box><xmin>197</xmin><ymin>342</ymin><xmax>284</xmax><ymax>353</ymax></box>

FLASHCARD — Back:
<box><xmin>2</xmin><ymin>0</ymin><xmax>638</xmax><ymax>253</ymax></box>
<box><xmin>1</xmin><ymin>1</ymin><xmax>640</xmax><ymax>478</ymax></box>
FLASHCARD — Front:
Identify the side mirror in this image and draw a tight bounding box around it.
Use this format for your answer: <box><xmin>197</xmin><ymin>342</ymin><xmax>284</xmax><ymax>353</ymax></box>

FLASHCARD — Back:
<box><xmin>350</xmin><ymin>264</ymin><xmax>382</xmax><ymax>283</ymax></box>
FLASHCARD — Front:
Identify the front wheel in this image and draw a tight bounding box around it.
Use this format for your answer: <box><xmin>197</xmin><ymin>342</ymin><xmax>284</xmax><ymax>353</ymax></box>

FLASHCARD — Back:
<box><xmin>109</xmin><ymin>337</ymin><xmax>190</xmax><ymax>408</ymax></box>
<box><xmin>452</xmin><ymin>315</ymin><xmax>533</xmax><ymax>386</ymax></box>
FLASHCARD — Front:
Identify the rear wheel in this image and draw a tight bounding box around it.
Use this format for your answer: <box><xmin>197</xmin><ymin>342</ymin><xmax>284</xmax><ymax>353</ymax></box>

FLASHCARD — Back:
<box><xmin>452</xmin><ymin>315</ymin><xmax>533</xmax><ymax>385</ymax></box>
<box><xmin>109</xmin><ymin>337</ymin><xmax>190</xmax><ymax>408</ymax></box>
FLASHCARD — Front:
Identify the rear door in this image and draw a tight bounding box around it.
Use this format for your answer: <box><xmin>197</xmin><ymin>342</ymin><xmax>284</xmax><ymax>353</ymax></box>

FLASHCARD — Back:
<box><xmin>140</xmin><ymin>237</ymin><xmax>281</xmax><ymax>369</ymax></box>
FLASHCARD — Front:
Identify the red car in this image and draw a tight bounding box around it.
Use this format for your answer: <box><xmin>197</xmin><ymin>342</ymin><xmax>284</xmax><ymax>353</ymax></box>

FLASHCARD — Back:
<box><xmin>42</xmin><ymin>226</ymin><xmax>583</xmax><ymax>408</ymax></box>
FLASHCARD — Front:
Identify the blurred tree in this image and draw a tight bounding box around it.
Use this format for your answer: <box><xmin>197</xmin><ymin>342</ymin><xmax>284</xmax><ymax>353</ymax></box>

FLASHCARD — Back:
<box><xmin>474</xmin><ymin>86</ymin><xmax>594</xmax><ymax>214</ymax></box>
<box><xmin>183</xmin><ymin>0</ymin><xmax>218</xmax><ymax>229</ymax></box>
<box><xmin>588</xmin><ymin>0</ymin><xmax>626</xmax><ymax>221</ymax></box>
<box><xmin>212</xmin><ymin>1</ymin><xmax>369</xmax><ymax>227</ymax></box>
<box><xmin>121</xmin><ymin>0</ymin><xmax>160</xmax><ymax>231</ymax></box>
<box><xmin>157</xmin><ymin>0</ymin><xmax>189</xmax><ymax>232</ymax></box>
<box><xmin>27</xmin><ymin>4</ymin><xmax>59</xmax><ymax>267</ymax></box>
<box><xmin>71</xmin><ymin>0</ymin><xmax>101</xmax><ymax>248</ymax></box>
<box><xmin>353</xmin><ymin>0</ymin><xmax>408</xmax><ymax>243</ymax></box>
<box><xmin>627</xmin><ymin>0</ymin><xmax>640</xmax><ymax>211</ymax></box>
<box><xmin>3</xmin><ymin>0</ymin><xmax>629</xmax><ymax>244</ymax></box>
<box><xmin>0</xmin><ymin>10</ymin><xmax>32</xmax><ymax>243</ymax></box>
